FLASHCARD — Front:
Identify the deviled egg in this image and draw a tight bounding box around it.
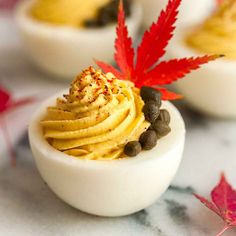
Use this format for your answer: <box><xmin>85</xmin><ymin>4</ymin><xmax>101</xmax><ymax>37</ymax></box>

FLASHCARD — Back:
<box><xmin>169</xmin><ymin>0</ymin><xmax>236</xmax><ymax>118</ymax></box>
<box><xmin>15</xmin><ymin>0</ymin><xmax>142</xmax><ymax>79</ymax></box>
<box><xmin>28</xmin><ymin>0</ymin><xmax>216</xmax><ymax>217</ymax></box>
<box><xmin>28</xmin><ymin>67</ymin><xmax>185</xmax><ymax>217</ymax></box>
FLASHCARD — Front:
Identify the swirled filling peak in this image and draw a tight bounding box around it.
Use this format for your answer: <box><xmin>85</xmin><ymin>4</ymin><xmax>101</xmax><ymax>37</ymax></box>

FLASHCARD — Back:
<box><xmin>186</xmin><ymin>0</ymin><xmax>236</xmax><ymax>59</ymax></box>
<box><xmin>41</xmin><ymin>67</ymin><xmax>150</xmax><ymax>160</ymax></box>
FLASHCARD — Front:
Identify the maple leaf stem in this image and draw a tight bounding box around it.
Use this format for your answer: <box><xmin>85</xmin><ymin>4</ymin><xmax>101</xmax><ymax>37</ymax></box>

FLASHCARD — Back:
<box><xmin>215</xmin><ymin>225</ymin><xmax>231</xmax><ymax>236</ymax></box>
<box><xmin>0</xmin><ymin>115</ymin><xmax>16</xmax><ymax>166</ymax></box>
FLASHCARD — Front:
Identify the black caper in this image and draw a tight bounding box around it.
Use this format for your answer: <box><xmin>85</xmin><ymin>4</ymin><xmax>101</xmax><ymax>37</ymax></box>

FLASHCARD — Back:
<box><xmin>140</xmin><ymin>86</ymin><xmax>162</xmax><ymax>107</ymax></box>
<box><xmin>158</xmin><ymin>109</ymin><xmax>171</xmax><ymax>125</ymax></box>
<box><xmin>104</xmin><ymin>2</ymin><xmax>117</xmax><ymax>17</ymax></box>
<box><xmin>123</xmin><ymin>0</ymin><xmax>131</xmax><ymax>15</ymax></box>
<box><xmin>139</xmin><ymin>130</ymin><xmax>158</xmax><ymax>150</ymax></box>
<box><xmin>84</xmin><ymin>19</ymin><xmax>98</xmax><ymax>28</ymax></box>
<box><xmin>142</xmin><ymin>101</ymin><xmax>160</xmax><ymax>123</ymax></box>
<box><xmin>83</xmin><ymin>0</ymin><xmax>131</xmax><ymax>28</ymax></box>
<box><xmin>152</xmin><ymin>120</ymin><xmax>171</xmax><ymax>138</ymax></box>
<box><xmin>147</xmin><ymin>125</ymin><xmax>154</xmax><ymax>131</ymax></box>
<box><xmin>124</xmin><ymin>141</ymin><xmax>142</xmax><ymax>157</ymax></box>
<box><xmin>97</xmin><ymin>13</ymin><xmax>112</xmax><ymax>26</ymax></box>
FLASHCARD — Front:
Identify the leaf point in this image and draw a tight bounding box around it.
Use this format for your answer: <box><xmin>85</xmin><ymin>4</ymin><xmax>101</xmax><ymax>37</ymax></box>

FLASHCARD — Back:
<box><xmin>215</xmin><ymin>224</ymin><xmax>231</xmax><ymax>236</ymax></box>
<box><xmin>119</xmin><ymin>0</ymin><xmax>123</xmax><ymax>11</ymax></box>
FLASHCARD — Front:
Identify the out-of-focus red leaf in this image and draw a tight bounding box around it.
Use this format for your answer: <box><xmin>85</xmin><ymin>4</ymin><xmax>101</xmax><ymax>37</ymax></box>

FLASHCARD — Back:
<box><xmin>0</xmin><ymin>86</ymin><xmax>35</xmax><ymax>165</ymax></box>
<box><xmin>0</xmin><ymin>0</ymin><xmax>19</xmax><ymax>9</ymax></box>
<box><xmin>195</xmin><ymin>174</ymin><xmax>236</xmax><ymax>236</ymax></box>
<box><xmin>0</xmin><ymin>86</ymin><xmax>11</xmax><ymax>112</ymax></box>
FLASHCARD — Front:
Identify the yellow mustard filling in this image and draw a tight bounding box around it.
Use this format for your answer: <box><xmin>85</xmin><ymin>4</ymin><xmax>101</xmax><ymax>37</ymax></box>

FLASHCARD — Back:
<box><xmin>41</xmin><ymin>67</ymin><xmax>150</xmax><ymax>160</ymax></box>
<box><xmin>30</xmin><ymin>0</ymin><xmax>109</xmax><ymax>27</ymax></box>
<box><xmin>186</xmin><ymin>0</ymin><xmax>236</xmax><ymax>59</ymax></box>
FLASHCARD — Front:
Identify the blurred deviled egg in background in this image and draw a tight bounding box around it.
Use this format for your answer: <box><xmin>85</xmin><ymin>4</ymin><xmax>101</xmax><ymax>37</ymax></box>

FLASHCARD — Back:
<box><xmin>15</xmin><ymin>0</ymin><xmax>142</xmax><ymax>79</ymax></box>
<box><xmin>169</xmin><ymin>0</ymin><xmax>236</xmax><ymax>118</ymax></box>
<box><xmin>137</xmin><ymin>0</ymin><xmax>216</xmax><ymax>29</ymax></box>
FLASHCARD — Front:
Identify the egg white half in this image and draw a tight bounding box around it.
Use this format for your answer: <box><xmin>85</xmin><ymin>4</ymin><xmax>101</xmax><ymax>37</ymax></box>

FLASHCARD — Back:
<box><xmin>28</xmin><ymin>90</ymin><xmax>185</xmax><ymax>217</ymax></box>
<box><xmin>168</xmin><ymin>27</ymin><xmax>236</xmax><ymax>119</ymax></box>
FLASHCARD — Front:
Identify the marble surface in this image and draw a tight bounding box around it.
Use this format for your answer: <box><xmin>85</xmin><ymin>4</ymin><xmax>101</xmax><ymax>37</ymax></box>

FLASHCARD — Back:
<box><xmin>0</xmin><ymin>15</ymin><xmax>236</xmax><ymax>236</ymax></box>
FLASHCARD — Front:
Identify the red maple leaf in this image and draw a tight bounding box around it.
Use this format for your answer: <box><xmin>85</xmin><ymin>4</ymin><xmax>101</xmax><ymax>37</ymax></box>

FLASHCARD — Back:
<box><xmin>0</xmin><ymin>86</ymin><xmax>35</xmax><ymax>165</ymax></box>
<box><xmin>195</xmin><ymin>174</ymin><xmax>236</xmax><ymax>236</ymax></box>
<box><xmin>114</xmin><ymin>1</ymin><xmax>134</xmax><ymax>79</ymax></box>
<box><xmin>96</xmin><ymin>0</ymin><xmax>219</xmax><ymax>100</ymax></box>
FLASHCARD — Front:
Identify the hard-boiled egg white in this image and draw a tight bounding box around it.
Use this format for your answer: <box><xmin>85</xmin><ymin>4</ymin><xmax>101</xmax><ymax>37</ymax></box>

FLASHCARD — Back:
<box><xmin>168</xmin><ymin>27</ymin><xmax>236</xmax><ymax>119</ymax></box>
<box><xmin>137</xmin><ymin>0</ymin><xmax>215</xmax><ymax>29</ymax></box>
<box><xmin>28</xmin><ymin>91</ymin><xmax>185</xmax><ymax>217</ymax></box>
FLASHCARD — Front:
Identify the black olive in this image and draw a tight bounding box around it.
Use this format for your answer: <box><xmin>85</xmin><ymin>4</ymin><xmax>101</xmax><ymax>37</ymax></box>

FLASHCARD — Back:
<box><xmin>140</xmin><ymin>86</ymin><xmax>162</xmax><ymax>107</ymax></box>
<box><xmin>139</xmin><ymin>130</ymin><xmax>158</xmax><ymax>150</ymax></box>
<box><xmin>158</xmin><ymin>109</ymin><xmax>171</xmax><ymax>125</ymax></box>
<box><xmin>152</xmin><ymin>120</ymin><xmax>171</xmax><ymax>138</ymax></box>
<box><xmin>124</xmin><ymin>141</ymin><xmax>142</xmax><ymax>157</ymax></box>
<box><xmin>142</xmin><ymin>101</ymin><xmax>160</xmax><ymax>123</ymax></box>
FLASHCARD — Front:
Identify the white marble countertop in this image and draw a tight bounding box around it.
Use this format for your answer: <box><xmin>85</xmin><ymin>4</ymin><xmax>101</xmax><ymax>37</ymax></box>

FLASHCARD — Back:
<box><xmin>0</xmin><ymin>14</ymin><xmax>236</xmax><ymax>236</ymax></box>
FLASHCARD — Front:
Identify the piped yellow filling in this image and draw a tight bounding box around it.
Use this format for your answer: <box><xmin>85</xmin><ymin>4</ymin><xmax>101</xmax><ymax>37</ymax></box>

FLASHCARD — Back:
<box><xmin>186</xmin><ymin>0</ymin><xmax>236</xmax><ymax>59</ymax></box>
<box><xmin>41</xmin><ymin>67</ymin><xmax>150</xmax><ymax>160</ymax></box>
<box><xmin>30</xmin><ymin>0</ymin><xmax>109</xmax><ymax>27</ymax></box>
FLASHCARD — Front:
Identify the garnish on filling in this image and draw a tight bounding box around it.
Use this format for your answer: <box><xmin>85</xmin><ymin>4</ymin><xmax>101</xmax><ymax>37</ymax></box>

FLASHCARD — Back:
<box><xmin>30</xmin><ymin>0</ymin><xmax>131</xmax><ymax>28</ymax></box>
<box><xmin>41</xmin><ymin>67</ymin><xmax>150</xmax><ymax>160</ymax></box>
<box><xmin>186</xmin><ymin>0</ymin><xmax>236</xmax><ymax>59</ymax></box>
